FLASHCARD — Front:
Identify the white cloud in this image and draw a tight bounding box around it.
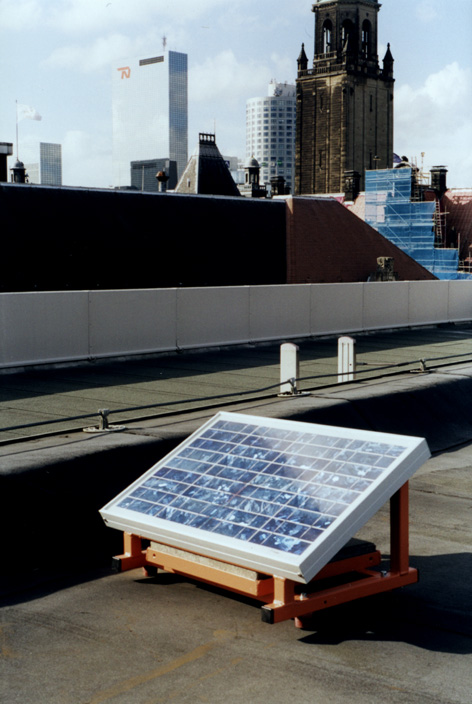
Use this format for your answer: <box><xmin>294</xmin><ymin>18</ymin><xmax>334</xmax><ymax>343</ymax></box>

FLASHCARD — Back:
<box><xmin>62</xmin><ymin>129</ymin><xmax>112</xmax><ymax>187</ymax></box>
<box><xmin>15</xmin><ymin>132</ymin><xmax>41</xmax><ymax>166</ymax></box>
<box><xmin>45</xmin><ymin>0</ymin><xmax>228</xmax><ymax>33</ymax></box>
<box><xmin>415</xmin><ymin>0</ymin><xmax>440</xmax><ymax>23</ymax></box>
<box><xmin>190</xmin><ymin>50</ymin><xmax>272</xmax><ymax>106</ymax></box>
<box><xmin>1</xmin><ymin>0</ymin><xmax>230</xmax><ymax>36</ymax></box>
<box><xmin>395</xmin><ymin>62</ymin><xmax>472</xmax><ymax>186</ymax></box>
<box><xmin>268</xmin><ymin>53</ymin><xmax>296</xmax><ymax>84</ymax></box>
<box><xmin>8</xmin><ymin>127</ymin><xmax>113</xmax><ymax>188</ymax></box>
<box><xmin>0</xmin><ymin>0</ymin><xmax>41</xmax><ymax>30</ymax></box>
<box><xmin>396</xmin><ymin>62</ymin><xmax>471</xmax><ymax>135</ymax></box>
<box><xmin>188</xmin><ymin>45</ymin><xmax>299</xmax><ymax>155</ymax></box>
<box><xmin>48</xmin><ymin>0</ymin><xmax>149</xmax><ymax>33</ymax></box>
<box><xmin>43</xmin><ymin>34</ymin><xmax>141</xmax><ymax>72</ymax></box>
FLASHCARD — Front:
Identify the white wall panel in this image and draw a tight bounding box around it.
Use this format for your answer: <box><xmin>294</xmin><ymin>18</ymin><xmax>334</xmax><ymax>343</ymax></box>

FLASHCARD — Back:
<box><xmin>88</xmin><ymin>289</ymin><xmax>177</xmax><ymax>357</ymax></box>
<box><xmin>176</xmin><ymin>287</ymin><xmax>250</xmax><ymax>349</ymax></box>
<box><xmin>408</xmin><ymin>281</ymin><xmax>449</xmax><ymax>325</ymax></box>
<box><xmin>310</xmin><ymin>284</ymin><xmax>364</xmax><ymax>335</ymax></box>
<box><xmin>249</xmin><ymin>285</ymin><xmax>311</xmax><ymax>341</ymax></box>
<box><xmin>363</xmin><ymin>282</ymin><xmax>409</xmax><ymax>330</ymax></box>
<box><xmin>0</xmin><ymin>291</ymin><xmax>89</xmax><ymax>367</ymax></box>
<box><xmin>2</xmin><ymin>282</ymin><xmax>472</xmax><ymax>369</ymax></box>
<box><xmin>448</xmin><ymin>281</ymin><xmax>472</xmax><ymax>321</ymax></box>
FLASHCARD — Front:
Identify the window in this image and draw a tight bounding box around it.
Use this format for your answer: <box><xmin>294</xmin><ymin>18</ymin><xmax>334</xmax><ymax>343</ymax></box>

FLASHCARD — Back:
<box><xmin>323</xmin><ymin>20</ymin><xmax>333</xmax><ymax>53</ymax></box>
<box><xmin>362</xmin><ymin>20</ymin><xmax>371</xmax><ymax>57</ymax></box>
<box><xmin>341</xmin><ymin>20</ymin><xmax>354</xmax><ymax>50</ymax></box>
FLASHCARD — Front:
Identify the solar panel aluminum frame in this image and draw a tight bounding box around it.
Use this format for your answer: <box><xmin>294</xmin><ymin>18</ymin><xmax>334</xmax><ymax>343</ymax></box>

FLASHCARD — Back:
<box><xmin>100</xmin><ymin>412</ymin><xmax>430</xmax><ymax>584</ymax></box>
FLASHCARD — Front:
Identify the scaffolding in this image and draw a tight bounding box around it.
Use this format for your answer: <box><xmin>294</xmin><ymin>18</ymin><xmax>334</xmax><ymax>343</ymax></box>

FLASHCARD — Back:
<box><xmin>365</xmin><ymin>168</ymin><xmax>459</xmax><ymax>280</ymax></box>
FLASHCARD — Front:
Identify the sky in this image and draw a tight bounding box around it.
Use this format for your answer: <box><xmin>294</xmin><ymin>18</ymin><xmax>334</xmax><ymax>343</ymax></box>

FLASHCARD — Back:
<box><xmin>1</xmin><ymin>0</ymin><xmax>471</xmax><ymax>189</ymax></box>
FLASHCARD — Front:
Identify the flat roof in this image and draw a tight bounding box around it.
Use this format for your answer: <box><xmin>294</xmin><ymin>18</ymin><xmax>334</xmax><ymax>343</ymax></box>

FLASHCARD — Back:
<box><xmin>2</xmin><ymin>324</ymin><xmax>471</xmax><ymax>703</ymax></box>
<box><xmin>2</xmin><ymin>323</ymin><xmax>472</xmax><ymax>450</ymax></box>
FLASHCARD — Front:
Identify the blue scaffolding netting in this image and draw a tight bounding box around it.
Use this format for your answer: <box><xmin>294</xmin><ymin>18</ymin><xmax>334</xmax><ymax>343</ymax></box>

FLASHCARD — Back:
<box><xmin>365</xmin><ymin>169</ymin><xmax>460</xmax><ymax>280</ymax></box>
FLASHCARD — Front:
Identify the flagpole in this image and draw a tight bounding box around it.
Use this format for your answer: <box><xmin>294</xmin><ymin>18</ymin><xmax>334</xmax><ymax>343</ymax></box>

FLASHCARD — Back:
<box><xmin>15</xmin><ymin>100</ymin><xmax>19</xmax><ymax>160</ymax></box>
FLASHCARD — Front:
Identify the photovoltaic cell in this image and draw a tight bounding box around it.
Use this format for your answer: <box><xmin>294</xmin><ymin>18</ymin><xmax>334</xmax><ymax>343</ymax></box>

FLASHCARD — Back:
<box><xmin>100</xmin><ymin>412</ymin><xmax>430</xmax><ymax>582</ymax></box>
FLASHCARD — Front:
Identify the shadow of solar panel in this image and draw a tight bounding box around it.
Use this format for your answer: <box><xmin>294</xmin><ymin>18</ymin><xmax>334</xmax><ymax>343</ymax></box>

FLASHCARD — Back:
<box><xmin>100</xmin><ymin>412</ymin><xmax>430</xmax><ymax>582</ymax></box>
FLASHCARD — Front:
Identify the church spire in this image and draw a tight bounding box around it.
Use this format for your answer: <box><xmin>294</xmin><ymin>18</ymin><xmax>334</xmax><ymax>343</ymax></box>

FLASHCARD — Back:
<box><xmin>297</xmin><ymin>43</ymin><xmax>308</xmax><ymax>75</ymax></box>
<box><xmin>383</xmin><ymin>43</ymin><xmax>394</xmax><ymax>78</ymax></box>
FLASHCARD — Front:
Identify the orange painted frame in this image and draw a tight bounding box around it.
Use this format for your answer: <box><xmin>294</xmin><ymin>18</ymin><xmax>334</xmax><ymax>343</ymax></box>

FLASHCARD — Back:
<box><xmin>112</xmin><ymin>482</ymin><xmax>417</xmax><ymax>626</ymax></box>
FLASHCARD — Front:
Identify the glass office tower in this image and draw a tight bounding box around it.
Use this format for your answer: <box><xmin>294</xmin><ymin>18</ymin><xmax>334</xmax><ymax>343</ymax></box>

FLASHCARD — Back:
<box><xmin>112</xmin><ymin>51</ymin><xmax>188</xmax><ymax>188</ymax></box>
<box><xmin>40</xmin><ymin>142</ymin><xmax>62</xmax><ymax>186</ymax></box>
<box><xmin>246</xmin><ymin>81</ymin><xmax>296</xmax><ymax>192</ymax></box>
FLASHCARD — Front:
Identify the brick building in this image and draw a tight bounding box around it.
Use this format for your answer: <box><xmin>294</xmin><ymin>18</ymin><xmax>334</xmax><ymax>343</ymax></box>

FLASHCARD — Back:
<box><xmin>295</xmin><ymin>0</ymin><xmax>394</xmax><ymax>195</ymax></box>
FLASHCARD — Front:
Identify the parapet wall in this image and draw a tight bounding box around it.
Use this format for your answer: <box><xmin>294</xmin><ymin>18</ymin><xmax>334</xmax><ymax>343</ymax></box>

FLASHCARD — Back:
<box><xmin>2</xmin><ymin>280</ymin><xmax>472</xmax><ymax>369</ymax></box>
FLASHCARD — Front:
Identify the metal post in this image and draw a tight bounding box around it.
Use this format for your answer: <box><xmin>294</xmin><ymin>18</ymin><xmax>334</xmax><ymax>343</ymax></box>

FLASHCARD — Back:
<box><xmin>280</xmin><ymin>343</ymin><xmax>299</xmax><ymax>395</ymax></box>
<box><xmin>338</xmin><ymin>336</ymin><xmax>356</xmax><ymax>383</ymax></box>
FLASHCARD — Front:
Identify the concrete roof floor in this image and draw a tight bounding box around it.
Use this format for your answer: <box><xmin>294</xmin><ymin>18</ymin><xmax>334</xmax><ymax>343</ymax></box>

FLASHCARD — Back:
<box><xmin>2</xmin><ymin>323</ymin><xmax>472</xmax><ymax>444</ymax></box>
<box><xmin>2</xmin><ymin>434</ymin><xmax>471</xmax><ymax>704</ymax></box>
<box><xmin>2</xmin><ymin>323</ymin><xmax>472</xmax><ymax>704</ymax></box>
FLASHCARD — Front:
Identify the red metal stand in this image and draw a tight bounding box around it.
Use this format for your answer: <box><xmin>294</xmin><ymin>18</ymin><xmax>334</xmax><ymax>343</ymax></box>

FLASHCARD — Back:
<box><xmin>112</xmin><ymin>482</ymin><xmax>417</xmax><ymax>626</ymax></box>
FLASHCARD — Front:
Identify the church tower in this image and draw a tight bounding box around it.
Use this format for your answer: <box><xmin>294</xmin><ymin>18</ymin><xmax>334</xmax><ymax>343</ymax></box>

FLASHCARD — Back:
<box><xmin>295</xmin><ymin>0</ymin><xmax>394</xmax><ymax>195</ymax></box>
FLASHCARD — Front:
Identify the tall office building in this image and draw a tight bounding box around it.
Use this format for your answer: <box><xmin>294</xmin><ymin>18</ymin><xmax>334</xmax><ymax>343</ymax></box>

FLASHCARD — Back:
<box><xmin>112</xmin><ymin>51</ymin><xmax>188</xmax><ymax>188</ymax></box>
<box><xmin>25</xmin><ymin>142</ymin><xmax>62</xmax><ymax>186</ymax></box>
<box><xmin>40</xmin><ymin>142</ymin><xmax>62</xmax><ymax>185</ymax></box>
<box><xmin>130</xmin><ymin>158</ymin><xmax>178</xmax><ymax>191</ymax></box>
<box><xmin>246</xmin><ymin>81</ymin><xmax>296</xmax><ymax>192</ymax></box>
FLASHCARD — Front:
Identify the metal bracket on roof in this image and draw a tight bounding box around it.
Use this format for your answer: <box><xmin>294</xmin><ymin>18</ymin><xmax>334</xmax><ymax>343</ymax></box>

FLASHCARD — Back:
<box><xmin>410</xmin><ymin>358</ymin><xmax>429</xmax><ymax>374</ymax></box>
<box><xmin>83</xmin><ymin>408</ymin><xmax>127</xmax><ymax>433</ymax></box>
<box><xmin>277</xmin><ymin>377</ymin><xmax>310</xmax><ymax>397</ymax></box>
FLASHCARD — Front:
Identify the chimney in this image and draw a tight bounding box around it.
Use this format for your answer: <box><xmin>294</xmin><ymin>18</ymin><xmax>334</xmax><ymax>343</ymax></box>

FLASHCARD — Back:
<box><xmin>344</xmin><ymin>170</ymin><xmax>361</xmax><ymax>201</ymax></box>
<box><xmin>430</xmin><ymin>166</ymin><xmax>448</xmax><ymax>198</ymax></box>
<box><xmin>270</xmin><ymin>175</ymin><xmax>288</xmax><ymax>196</ymax></box>
<box><xmin>156</xmin><ymin>169</ymin><xmax>169</xmax><ymax>193</ymax></box>
<box><xmin>10</xmin><ymin>159</ymin><xmax>27</xmax><ymax>184</ymax></box>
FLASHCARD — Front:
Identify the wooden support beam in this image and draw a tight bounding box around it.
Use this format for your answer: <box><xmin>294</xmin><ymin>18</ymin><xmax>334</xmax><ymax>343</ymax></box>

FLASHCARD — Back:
<box><xmin>262</xmin><ymin>568</ymin><xmax>418</xmax><ymax>624</ymax></box>
<box><xmin>112</xmin><ymin>532</ymin><xmax>146</xmax><ymax>572</ymax></box>
<box><xmin>112</xmin><ymin>483</ymin><xmax>418</xmax><ymax>627</ymax></box>
<box><xmin>273</xmin><ymin>577</ymin><xmax>295</xmax><ymax>605</ymax></box>
<box><xmin>145</xmin><ymin>546</ymin><xmax>273</xmax><ymax>599</ymax></box>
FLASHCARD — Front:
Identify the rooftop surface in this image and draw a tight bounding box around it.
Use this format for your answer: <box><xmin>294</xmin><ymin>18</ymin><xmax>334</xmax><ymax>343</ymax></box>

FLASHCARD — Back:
<box><xmin>2</xmin><ymin>324</ymin><xmax>472</xmax><ymax>445</ymax></box>
<box><xmin>2</xmin><ymin>324</ymin><xmax>472</xmax><ymax>703</ymax></box>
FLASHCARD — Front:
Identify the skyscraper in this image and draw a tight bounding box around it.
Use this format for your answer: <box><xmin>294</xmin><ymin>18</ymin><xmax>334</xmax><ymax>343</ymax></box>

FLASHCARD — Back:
<box><xmin>25</xmin><ymin>142</ymin><xmax>62</xmax><ymax>186</ymax></box>
<box><xmin>295</xmin><ymin>0</ymin><xmax>394</xmax><ymax>195</ymax></box>
<box><xmin>246</xmin><ymin>81</ymin><xmax>296</xmax><ymax>192</ymax></box>
<box><xmin>40</xmin><ymin>142</ymin><xmax>62</xmax><ymax>186</ymax></box>
<box><xmin>130</xmin><ymin>158</ymin><xmax>178</xmax><ymax>191</ymax></box>
<box><xmin>112</xmin><ymin>51</ymin><xmax>188</xmax><ymax>187</ymax></box>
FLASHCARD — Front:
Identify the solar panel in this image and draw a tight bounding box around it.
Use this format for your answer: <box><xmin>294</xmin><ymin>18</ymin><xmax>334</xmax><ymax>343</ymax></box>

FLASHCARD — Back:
<box><xmin>100</xmin><ymin>412</ymin><xmax>430</xmax><ymax>583</ymax></box>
